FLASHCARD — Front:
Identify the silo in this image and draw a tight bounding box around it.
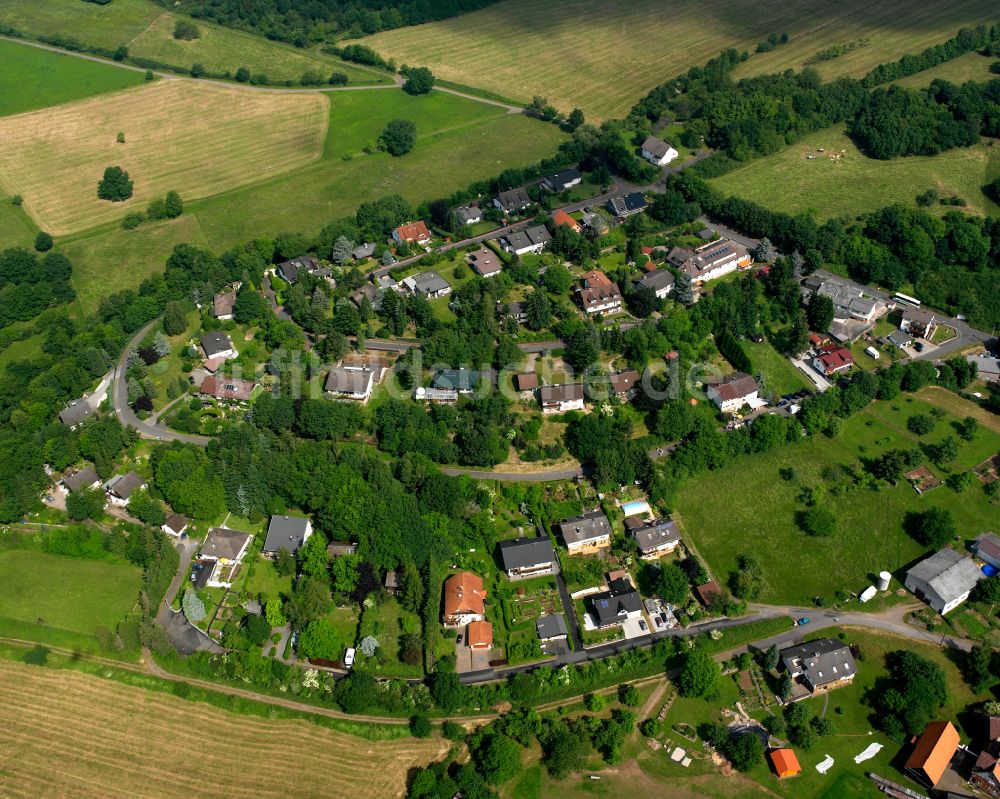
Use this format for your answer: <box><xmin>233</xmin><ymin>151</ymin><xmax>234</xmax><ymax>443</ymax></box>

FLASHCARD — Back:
<box><xmin>877</xmin><ymin>571</ymin><xmax>892</xmax><ymax>591</ymax></box>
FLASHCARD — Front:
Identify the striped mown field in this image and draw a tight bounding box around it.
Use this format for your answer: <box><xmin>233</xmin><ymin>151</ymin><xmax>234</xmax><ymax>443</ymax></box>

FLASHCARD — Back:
<box><xmin>0</xmin><ymin>658</ymin><xmax>447</xmax><ymax>799</ymax></box>
<box><xmin>0</xmin><ymin>80</ymin><xmax>329</xmax><ymax>235</ymax></box>
<box><xmin>361</xmin><ymin>0</ymin><xmax>998</xmax><ymax>119</ymax></box>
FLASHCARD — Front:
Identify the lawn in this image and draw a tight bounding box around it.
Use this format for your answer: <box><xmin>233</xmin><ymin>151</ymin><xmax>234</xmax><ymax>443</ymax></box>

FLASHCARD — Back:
<box><xmin>0</xmin><ymin>0</ymin><xmax>388</xmax><ymax>87</ymax></box>
<box><xmin>355</xmin><ymin>597</ymin><xmax>422</xmax><ymax>678</ymax></box>
<box><xmin>0</xmin><ymin>191</ymin><xmax>38</xmax><ymax>249</ymax></box>
<box><xmin>0</xmin><ymin>80</ymin><xmax>328</xmax><ymax>235</ymax></box>
<box><xmin>0</xmin><ymin>39</ymin><xmax>146</xmax><ymax>118</ymax></box>
<box><xmin>0</xmin><ymin>333</ymin><xmax>44</xmax><ymax>372</ymax></box>
<box><xmin>362</xmin><ymin>0</ymin><xmax>998</xmax><ymax>120</ymax></box>
<box><xmin>711</xmin><ymin>125</ymin><xmax>1000</xmax><ymax>220</ymax></box>
<box><xmin>0</xmin><ymin>547</ymin><xmax>141</xmax><ymax>650</ymax></box>
<box><xmin>243</xmin><ymin>558</ymin><xmax>292</xmax><ymax>605</ymax></box>
<box><xmin>674</xmin><ymin>389</ymin><xmax>1000</xmax><ymax>606</ymax></box>
<box><xmin>745</xmin><ymin>340</ymin><xmax>809</xmax><ymax>397</ymax></box>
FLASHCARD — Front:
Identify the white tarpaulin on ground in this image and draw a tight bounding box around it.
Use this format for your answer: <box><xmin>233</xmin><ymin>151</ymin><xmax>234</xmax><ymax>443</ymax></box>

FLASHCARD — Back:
<box><xmin>854</xmin><ymin>743</ymin><xmax>883</xmax><ymax>764</ymax></box>
<box><xmin>816</xmin><ymin>755</ymin><xmax>834</xmax><ymax>774</ymax></box>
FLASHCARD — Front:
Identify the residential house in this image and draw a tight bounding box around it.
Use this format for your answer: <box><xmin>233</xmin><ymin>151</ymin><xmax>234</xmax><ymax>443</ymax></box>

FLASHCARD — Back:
<box><xmin>466</xmin><ymin>620</ymin><xmax>493</xmax><ymax>650</ymax></box>
<box><xmin>812</xmin><ymin>346</ymin><xmax>854</xmax><ymax>376</ymax></box>
<box><xmin>498</xmin><ymin>537</ymin><xmax>556</xmax><ymax>579</ymax></box>
<box><xmin>905</xmin><ymin>548</ymin><xmax>983</xmax><ymax>614</ymax></box>
<box><xmin>695</xmin><ymin>579</ymin><xmax>722</xmax><ymax>607</ymax></box>
<box><xmin>551</xmin><ymin>209</ymin><xmax>582</xmax><ymax>233</ymax></box>
<box><xmin>500</xmin><ymin>225</ymin><xmax>551</xmax><ymax>256</ymax></box>
<box><xmin>634</xmin><ymin>268</ymin><xmax>675</xmax><ymax>299</ymax></box>
<box><xmin>493</xmin><ymin>187</ymin><xmax>532</xmax><ymax>215</ymax></box>
<box><xmin>199</xmin><ymin>527</ymin><xmax>254</xmax><ymax>588</ymax></box>
<box><xmin>606</xmin><ymin>192</ymin><xmax>647</xmax><ymax>218</ymax></box>
<box><xmin>558</xmin><ymin>510</ymin><xmax>612</xmax><ymax>555</ymax></box>
<box><xmin>577</xmin><ymin>269</ymin><xmax>622</xmax><ymax>315</ymax></box>
<box><xmin>580</xmin><ymin>211</ymin><xmax>608</xmax><ymax>235</ymax></box>
<box><xmin>326</xmin><ymin>541</ymin><xmax>357</xmax><ymax>558</ymax></box>
<box><xmin>162</xmin><ymin>513</ymin><xmax>189</xmax><ymax>538</ymax></box>
<box><xmin>769</xmin><ymin>749</ymin><xmax>801</xmax><ymax>779</ymax></box>
<box><xmin>455</xmin><ymin>205</ymin><xmax>482</xmax><ymax>226</ymax></box>
<box><xmin>514</xmin><ymin>372</ymin><xmax>538</xmax><ymax>393</ymax></box>
<box><xmin>62</xmin><ymin>466</ymin><xmax>99</xmax><ymax>494</ymax></box>
<box><xmin>467</xmin><ymin>247</ymin><xmax>502</xmax><ymax>278</ymax></box>
<box><xmin>539</xmin><ymin>383</ymin><xmax>586</xmax><ymax>414</ymax></box>
<box><xmin>433</xmin><ymin>368</ymin><xmax>484</xmax><ymax>394</ymax></box>
<box><xmin>536</xmin><ymin>614</ymin><xmax>569</xmax><ymax>643</ymax></box>
<box><xmin>201</xmin><ymin>332</ymin><xmax>237</xmax><ymax>361</ymax></box>
<box><xmin>631</xmin><ymin>519</ymin><xmax>680</xmax><ymax>560</ymax></box>
<box><xmin>968</xmin><ymin>355</ymin><xmax>1000</xmax><ymax>384</ymax></box>
<box><xmin>375</xmin><ymin>274</ymin><xmax>398</xmax><ymax>292</ymax></box>
<box><xmin>972</xmin><ymin>757</ymin><xmax>1000</xmax><ymax>798</ymax></box>
<box><xmin>904</xmin><ymin>720</ymin><xmax>961</xmax><ymax>788</ymax></box>
<box><xmin>325</xmin><ymin>364</ymin><xmax>385</xmax><ymax>403</ymax></box>
<box><xmin>352</xmin><ymin>242</ymin><xmax>376</xmax><ymax>261</ymax></box>
<box><xmin>414</xmin><ymin>387</ymin><xmax>459</xmax><ymax>404</ymax></box>
<box><xmin>497</xmin><ymin>300</ymin><xmax>528</xmax><ymax>325</ymax></box>
<box><xmin>641</xmin><ymin>135</ymin><xmax>679</xmax><ymax>166</ymax></box>
<box><xmin>900</xmin><ymin>307</ymin><xmax>939</xmax><ymax>340</ymax></box>
<box><xmin>668</xmin><ymin>239</ymin><xmax>752</xmax><ymax>283</ymax></box>
<box><xmin>59</xmin><ymin>399</ymin><xmax>94</xmax><ymax>428</ymax></box>
<box><xmin>213</xmin><ymin>290</ymin><xmax>237</xmax><ymax>321</ymax></box>
<box><xmin>806</xmin><ymin>279</ymin><xmax>882</xmax><ymax>324</ymax></box>
<box><xmin>276</xmin><ymin>256</ymin><xmax>319</xmax><ymax>284</ymax></box>
<box><xmin>442</xmin><ymin>571</ymin><xmax>486</xmax><ymax>626</ymax></box>
<box><xmin>200</xmin><ymin>375</ymin><xmax>256</xmax><ymax>403</ymax></box>
<box><xmin>105</xmin><ymin>471</ymin><xmax>145</xmax><ymax>507</ymax></box>
<box><xmin>351</xmin><ymin>283</ymin><xmax>381</xmax><ymax>310</ymax></box>
<box><xmin>263</xmin><ymin>514</ymin><xmax>313</xmax><ymax>557</ymax></box>
<box><xmin>385</xmin><ymin>569</ymin><xmax>401</xmax><ymax>595</ymax></box>
<box><xmin>589</xmin><ymin>576</ymin><xmax>643</xmax><ymax>628</ymax></box>
<box><xmin>706</xmin><ymin>372</ymin><xmax>759</xmax><ymax>413</ymax></box>
<box><xmin>697</xmin><ymin>227</ymin><xmax>716</xmax><ymax>241</ymax></box>
<box><xmin>888</xmin><ymin>330</ymin><xmax>913</xmax><ymax>350</ymax></box>
<box><xmin>541</xmin><ymin>168</ymin><xmax>583</xmax><ymax>192</ymax></box>
<box><xmin>608</xmin><ymin>369</ymin><xmax>641</xmax><ymax>401</ymax></box>
<box><xmin>402</xmin><ymin>271</ymin><xmax>451</xmax><ymax>298</ymax></box>
<box><xmin>974</xmin><ymin>533</ymin><xmax>1000</xmax><ymax>570</ymax></box>
<box><xmin>780</xmin><ymin>638</ymin><xmax>857</xmax><ymax>693</ymax></box>
<box><xmin>392</xmin><ymin>221</ymin><xmax>431</xmax><ymax>247</ymax></box>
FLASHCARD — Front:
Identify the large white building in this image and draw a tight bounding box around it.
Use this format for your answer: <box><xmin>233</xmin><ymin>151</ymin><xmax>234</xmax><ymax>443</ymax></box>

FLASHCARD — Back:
<box><xmin>905</xmin><ymin>548</ymin><xmax>983</xmax><ymax>615</ymax></box>
<box><xmin>641</xmin><ymin>135</ymin><xmax>679</xmax><ymax>166</ymax></box>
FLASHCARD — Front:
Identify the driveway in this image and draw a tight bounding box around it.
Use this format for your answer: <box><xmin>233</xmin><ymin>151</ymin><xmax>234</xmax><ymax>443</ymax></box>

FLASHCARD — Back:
<box><xmin>155</xmin><ymin>537</ymin><xmax>223</xmax><ymax>655</ymax></box>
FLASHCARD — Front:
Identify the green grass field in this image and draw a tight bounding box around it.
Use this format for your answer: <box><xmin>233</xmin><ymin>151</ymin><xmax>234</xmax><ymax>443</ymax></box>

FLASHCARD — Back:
<box><xmin>362</xmin><ymin>0</ymin><xmax>999</xmax><ymax>119</ymax></box>
<box><xmin>0</xmin><ymin>548</ymin><xmax>141</xmax><ymax>649</ymax></box>
<box><xmin>745</xmin><ymin>339</ymin><xmax>810</xmax><ymax>397</ymax></box>
<box><xmin>0</xmin><ymin>0</ymin><xmax>388</xmax><ymax>86</ymax></box>
<box><xmin>0</xmin><ymin>333</ymin><xmax>44</xmax><ymax>372</ymax></box>
<box><xmin>711</xmin><ymin>125</ymin><xmax>1000</xmax><ymax>220</ymax></box>
<box><xmin>889</xmin><ymin>50</ymin><xmax>999</xmax><ymax>89</ymax></box>
<box><xmin>0</xmin><ymin>191</ymin><xmax>38</xmax><ymax>249</ymax></box>
<box><xmin>674</xmin><ymin>389</ymin><xmax>1000</xmax><ymax>606</ymax></box>
<box><xmin>0</xmin><ymin>39</ymin><xmax>146</xmax><ymax>117</ymax></box>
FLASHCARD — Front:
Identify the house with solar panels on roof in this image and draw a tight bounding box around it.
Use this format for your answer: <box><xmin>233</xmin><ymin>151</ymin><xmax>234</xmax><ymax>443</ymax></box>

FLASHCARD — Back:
<box><xmin>667</xmin><ymin>238</ymin><xmax>752</xmax><ymax>284</ymax></box>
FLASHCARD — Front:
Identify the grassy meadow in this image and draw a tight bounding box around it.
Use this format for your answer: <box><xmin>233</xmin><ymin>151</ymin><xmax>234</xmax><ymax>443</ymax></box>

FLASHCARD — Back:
<box><xmin>674</xmin><ymin>389</ymin><xmax>1000</xmax><ymax>606</ymax></box>
<box><xmin>362</xmin><ymin>0</ymin><xmax>999</xmax><ymax>119</ymax></box>
<box><xmin>0</xmin><ymin>191</ymin><xmax>38</xmax><ymax>249</ymax></box>
<box><xmin>888</xmin><ymin>50</ymin><xmax>1000</xmax><ymax>89</ymax></box>
<box><xmin>0</xmin><ymin>39</ymin><xmax>146</xmax><ymax>117</ymax></box>
<box><xmin>710</xmin><ymin>125</ymin><xmax>1000</xmax><ymax>220</ymax></box>
<box><xmin>0</xmin><ymin>0</ymin><xmax>389</xmax><ymax>86</ymax></box>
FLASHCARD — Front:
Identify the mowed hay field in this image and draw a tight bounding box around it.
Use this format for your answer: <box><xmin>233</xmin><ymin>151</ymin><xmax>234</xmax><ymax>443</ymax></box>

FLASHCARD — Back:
<box><xmin>0</xmin><ymin>0</ymin><xmax>389</xmax><ymax>86</ymax></box>
<box><xmin>0</xmin><ymin>659</ymin><xmax>446</xmax><ymax>799</ymax></box>
<box><xmin>710</xmin><ymin>125</ymin><xmax>1000</xmax><ymax>220</ymax></box>
<box><xmin>0</xmin><ymin>80</ymin><xmax>329</xmax><ymax>235</ymax></box>
<box><xmin>361</xmin><ymin>0</ymin><xmax>1000</xmax><ymax>119</ymax></box>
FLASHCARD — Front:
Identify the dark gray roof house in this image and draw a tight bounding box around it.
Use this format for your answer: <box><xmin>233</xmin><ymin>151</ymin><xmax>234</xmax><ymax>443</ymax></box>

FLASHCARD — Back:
<box><xmin>494</xmin><ymin>187</ymin><xmax>532</xmax><ymax>214</ymax></box>
<box><xmin>536</xmin><ymin>613</ymin><xmax>569</xmax><ymax>641</ymax></box>
<box><xmin>501</xmin><ymin>225</ymin><xmax>552</xmax><ymax>254</ymax></box>
<box><xmin>634</xmin><ymin>269</ymin><xmax>675</xmax><ymax>297</ymax></box>
<box><xmin>558</xmin><ymin>510</ymin><xmax>611</xmax><ymax>550</ymax></box>
<box><xmin>276</xmin><ymin>256</ymin><xmax>319</xmax><ymax>284</ymax></box>
<box><xmin>264</xmin><ymin>515</ymin><xmax>312</xmax><ymax>555</ymax></box>
<box><xmin>781</xmin><ymin>638</ymin><xmax>857</xmax><ymax>692</ymax></box>
<box><xmin>352</xmin><ymin>242</ymin><xmax>376</xmax><ymax>260</ymax></box>
<box><xmin>59</xmin><ymin>399</ymin><xmax>94</xmax><ymax>427</ymax></box>
<box><xmin>432</xmin><ymin>368</ymin><xmax>485</xmax><ymax>394</ymax></box>
<box><xmin>632</xmin><ymin>519</ymin><xmax>680</xmax><ymax>557</ymax></box>
<box><xmin>607</xmin><ymin>192</ymin><xmax>647</xmax><ymax>218</ymax></box>
<box><xmin>498</xmin><ymin>538</ymin><xmax>556</xmax><ymax>577</ymax></box>
<box><xmin>589</xmin><ymin>578</ymin><xmax>642</xmax><ymax>628</ymax></box>
<box><xmin>106</xmin><ymin>471</ymin><xmax>145</xmax><ymax>501</ymax></box>
<box><xmin>326</xmin><ymin>541</ymin><xmax>357</xmax><ymax>558</ymax></box>
<box><xmin>200</xmin><ymin>527</ymin><xmax>253</xmax><ymax>562</ymax></box>
<box><xmin>455</xmin><ymin>205</ymin><xmax>483</xmax><ymax>225</ymax></box>
<box><xmin>63</xmin><ymin>466</ymin><xmax>99</xmax><ymax>493</ymax></box>
<box><xmin>541</xmin><ymin>168</ymin><xmax>583</xmax><ymax>192</ymax></box>
<box><xmin>201</xmin><ymin>332</ymin><xmax>235</xmax><ymax>359</ymax></box>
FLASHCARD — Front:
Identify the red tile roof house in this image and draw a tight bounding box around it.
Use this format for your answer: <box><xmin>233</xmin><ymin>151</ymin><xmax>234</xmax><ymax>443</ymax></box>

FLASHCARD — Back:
<box><xmin>812</xmin><ymin>346</ymin><xmax>854</xmax><ymax>376</ymax></box>
<box><xmin>577</xmin><ymin>269</ymin><xmax>623</xmax><ymax>315</ymax></box>
<box><xmin>392</xmin><ymin>221</ymin><xmax>431</xmax><ymax>247</ymax></box>
<box><xmin>442</xmin><ymin>572</ymin><xmax>487</xmax><ymax>627</ymax></box>
<box><xmin>551</xmin><ymin>209</ymin><xmax>582</xmax><ymax>233</ymax></box>
<box><xmin>199</xmin><ymin>375</ymin><xmax>257</xmax><ymax>403</ymax></box>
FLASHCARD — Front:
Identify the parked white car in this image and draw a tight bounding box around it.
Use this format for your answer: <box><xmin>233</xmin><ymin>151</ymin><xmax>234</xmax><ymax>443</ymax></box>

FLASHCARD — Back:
<box><xmin>344</xmin><ymin>647</ymin><xmax>356</xmax><ymax>668</ymax></box>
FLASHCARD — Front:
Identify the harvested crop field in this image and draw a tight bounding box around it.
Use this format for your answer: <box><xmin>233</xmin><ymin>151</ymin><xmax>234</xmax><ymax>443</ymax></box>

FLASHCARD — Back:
<box><xmin>361</xmin><ymin>0</ymin><xmax>999</xmax><ymax>120</ymax></box>
<box><xmin>0</xmin><ymin>80</ymin><xmax>328</xmax><ymax>235</ymax></box>
<box><xmin>0</xmin><ymin>657</ymin><xmax>446</xmax><ymax>799</ymax></box>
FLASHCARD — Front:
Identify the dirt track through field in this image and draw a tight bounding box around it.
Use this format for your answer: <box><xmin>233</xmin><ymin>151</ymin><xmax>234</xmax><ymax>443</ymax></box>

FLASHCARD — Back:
<box><xmin>0</xmin><ymin>658</ymin><xmax>445</xmax><ymax>799</ymax></box>
<box><xmin>0</xmin><ymin>80</ymin><xmax>328</xmax><ymax>235</ymax></box>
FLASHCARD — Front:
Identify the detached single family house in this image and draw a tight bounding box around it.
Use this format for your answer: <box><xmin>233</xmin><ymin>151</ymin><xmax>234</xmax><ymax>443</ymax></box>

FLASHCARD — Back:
<box><xmin>536</xmin><ymin>614</ymin><xmax>569</xmax><ymax>644</ymax></box>
<box><xmin>500</xmin><ymin>225</ymin><xmax>551</xmax><ymax>256</ymax></box>
<box><xmin>467</xmin><ymin>247</ymin><xmax>502</xmax><ymax>277</ymax></box>
<box><xmin>276</xmin><ymin>256</ymin><xmax>319</xmax><ymax>284</ymax></box>
<box><xmin>668</xmin><ymin>239</ymin><xmax>752</xmax><ymax>283</ymax></box>
<box><xmin>514</xmin><ymin>371</ymin><xmax>538</xmax><ymax>393</ymax></box>
<box><xmin>213</xmin><ymin>290</ymin><xmax>237</xmax><ymax>321</ymax></box>
<box><xmin>706</xmin><ymin>372</ymin><xmax>759</xmax><ymax>413</ymax></box>
<box><xmin>105</xmin><ymin>471</ymin><xmax>145</xmax><ymax>507</ymax></box>
<box><xmin>900</xmin><ymin>307</ymin><xmax>939</xmax><ymax>341</ymax></box>
<box><xmin>904</xmin><ymin>720</ymin><xmax>961</xmax><ymax>789</ymax></box>
<box><xmin>905</xmin><ymin>548</ymin><xmax>983</xmax><ymax>614</ymax></box>
<box><xmin>62</xmin><ymin>465</ymin><xmax>99</xmax><ymax>494</ymax></box>
<box><xmin>352</xmin><ymin>242</ymin><xmax>377</xmax><ymax>261</ymax></box>
<box><xmin>558</xmin><ymin>510</ymin><xmax>611</xmax><ymax>555</ymax></box>
<box><xmin>392</xmin><ymin>221</ymin><xmax>431</xmax><ymax>247</ymax></box>
<box><xmin>442</xmin><ymin>571</ymin><xmax>486</xmax><ymax>626</ymax></box>
<box><xmin>325</xmin><ymin>364</ymin><xmax>385</xmax><ymax>403</ymax></box>
<box><xmin>499</xmin><ymin>300</ymin><xmax>528</xmax><ymax>325</ymax></box>
<box><xmin>539</xmin><ymin>383</ymin><xmax>585</xmax><ymax>414</ymax></box>
<box><xmin>493</xmin><ymin>187</ymin><xmax>532</xmax><ymax>215</ymax></box>
<box><xmin>608</xmin><ymin>369</ymin><xmax>641</xmax><ymax>401</ymax></box>
<box><xmin>162</xmin><ymin>513</ymin><xmax>189</xmax><ymax>538</ymax></box>
<box><xmin>812</xmin><ymin>346</ymin><xmax>854</xmax><ymax>376</ymax></box>
<box><xmin>589</xmin><ymin>576</ymin><xmax>642</xmax><ymax>628</ymax></box>
<box><xmin>634</xmin><ymin>268</ymin><xmax>675</xmax><ymax>299</ymax></box>
<box><xmin>606</xmin><ymin>192</ymin><xmax>647</xmax><ymax>218</ymax></box>
<box><xmin>433</xmin><ymin>368</ymin><xmax>486</xmax><ymax>394</ymax></box>
<box><xmin>59</xmin><ymin>399</ymin><xmax>94</xmax><ymax>428</ymax></box>
<box><xmin>541</xmin><ymin>168</ymin><xmax>583</xmax><ymax>192</ymax></box>
<box><xmin>551</xmin><ymin>209</ymin><xmax>582</xmax><ymax>233</ymax></box>
<box><xmin>498</xmin><ymin>537</ymin><xmax>556</xmax><ymax>579</ymax></box>
<box><xmin>201</xmin><ymin>332</ymin><xmax>237</xmax><ymax>361</ymax></box>
<box><xmin>455</xmin><ymin>205</ymin><xmax>482</xmax><ymax>226</ymax></box>
<box><xmin>631</xmin><ymin>519</ymin><xmax>680</xmax><ymax>560</ymax></box>
<box><xmin>199</xmin><ymin>527</ymin><xmax>254</xmax><ymax>588</ymax></box>
<box><xmin>402</xmin><ymin>271</ymin><xmax>451</xmax><ymax>298</ymax></box>
<box><xmin>780</xmin><ymin>638</ymin><xmax>857</xmax><ymax>693</ymax></box>
<box><xmin>577</xmin><ymin>269</ymin><xmax>622</xmax><ymax>315</ymax></box>
<box><xmin>641</xmin><ymin>135</ymin><xmax>679</xmax><ymax>166</ymax></box>
<box><xmin>199</xmin><ymin>375</ymin><xmax>256</xmax><ymax>403</ymax></box>
<box><xmin>263</xmin><ymin>514</ymin><xmax>313</xmax><ymax>557</ymax></box>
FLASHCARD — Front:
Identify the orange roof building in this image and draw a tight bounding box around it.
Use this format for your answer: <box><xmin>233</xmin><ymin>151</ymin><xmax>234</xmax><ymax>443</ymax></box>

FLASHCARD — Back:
<box><xmin>904</xmin><ymin>720</ymin><xmax>960</xmax><ymax>787</ymax></box>
<box><xmin>466</xmin><ymin>620</ymin><xmax>493</xmax><ymax>650</ymax></box>
<box><xmin>393</xmin><ymin>220</ymin><xmax>431</xmax><ymax>245</ymax></box>
<box><xmin>769</xmin><ymin>749</ymin><xmax>801</xmax><ymax>779</ymax></box>
<box><xmin>442</xmin><ymin>572</ymin><xmax>486</xmax><ymax>626</ymax></box>
<box><xmin>552</xmin><ymin>209</ymin><xmax>582</xmax><ymax>233</ymax></box>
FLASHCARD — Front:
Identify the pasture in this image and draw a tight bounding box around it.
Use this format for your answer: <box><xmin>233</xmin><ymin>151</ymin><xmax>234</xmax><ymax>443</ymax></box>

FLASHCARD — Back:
<box><xmin>0</xmin><ymin>39</ymin><xmax>145</xmax><ymax>117</ymax></box>
<box><xmin>361</xmin><ymin>0</ymin><xmax>999</xmax><ymax>120</ymax></box>
<box><xmin>0</xmin><ymin>548</ymin><xmax>141</xmax><ymax>649</ymax></box>
<box><xmin>0</xmin><ymin>0</ymin><xmax>389</xmax><ymax>86</ymax></box>
<box><xmin>888</xmin><ymin>50</ymin><xmax>999</xmax><ymax>89</ymax></box>
<box><xmin>0</xmin><ymin>657</ymin><xmax>446</xmax><ymax>799</ymax></box>
<box><xmin>673</xmin><ymin>389</ymin><xmax>1000</xmax><ymax>606</ymax></box>
<box><xmin>0</xmin><ymin>191</ymin><xmax>37</xmax><ymax>249</ymax></box>
<box><xmin>0</xmin><ymin>81</ymin><xmax>329</xmax><ymax>235</ymax></box>
<box><xmin>710</xmin><ymin>125</ymin><xmax>1000</xmax><ymax>220</ymax></box>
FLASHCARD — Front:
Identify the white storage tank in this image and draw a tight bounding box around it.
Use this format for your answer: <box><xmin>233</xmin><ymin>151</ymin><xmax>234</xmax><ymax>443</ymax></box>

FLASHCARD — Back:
<box><xmin>877</xmin><ymin>571</ymin><xmax>892</xmax><ymax>591</ymax></box>
<box><xmin>860</xmin><ymin>585</ymin><xmax>877</xmax><ymax>603</ymax></box>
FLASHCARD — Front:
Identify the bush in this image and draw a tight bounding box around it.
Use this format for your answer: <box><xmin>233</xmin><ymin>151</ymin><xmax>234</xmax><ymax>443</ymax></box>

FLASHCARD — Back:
<box><xmin>618</xmin><ymin>684</ymin><xmax>641</xmax><ymax>707</ymax></box>
<box><xmin>174</xmin><ymin>20</ymin><xmax>199</xmax><ymax>40</ymax></box>
<box><xmin>410</xmin><ymin>714</ymin><xmax>433</xmax><ymax>738</ymax></box>
<box><xmin>381</xmin><ymin>119</ymin><xmax>417</xmax><ymax>156</ymax></box>
<box><xmin>798</xmin><ymin>505</ymin><xmax>837</xmax><ymax>537</ymax></box>
<box><xmin>403</xmin><ymin>66</ymin><xmax>434</xmax><ymax>95</ymax></box>
<box><xmin>34</xmin><ymin>231</ymin><xmax>53</xmax><ymax>252</ymax></box>
<box><xmin>97</xmin><ymin>166</ymin><xmax>133</xmax><ymax>201</ymax></box>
